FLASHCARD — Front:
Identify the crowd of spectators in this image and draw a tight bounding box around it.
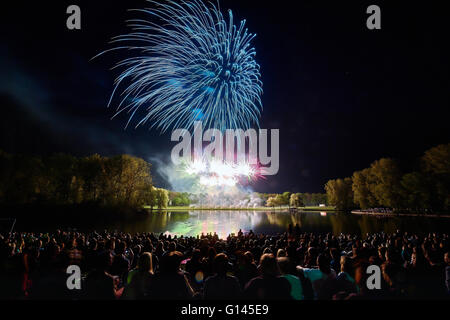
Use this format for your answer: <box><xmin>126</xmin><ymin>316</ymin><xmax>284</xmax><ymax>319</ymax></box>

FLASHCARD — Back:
<box><xmin>0</xmin><ymin>226</ymin><xmax>448</xmax><ymax>300</ymax></box>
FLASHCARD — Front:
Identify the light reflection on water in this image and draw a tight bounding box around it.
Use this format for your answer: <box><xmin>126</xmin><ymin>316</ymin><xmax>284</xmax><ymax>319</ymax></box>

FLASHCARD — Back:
<box><xmin>105</xmin><ymin>210</ymin><xmax>450</xmax><ymax>238</ymax></box>
<box><xmin>14</xmin><ymin>210</ymin><xmax>449</xmax><ymax>238</ymax></box>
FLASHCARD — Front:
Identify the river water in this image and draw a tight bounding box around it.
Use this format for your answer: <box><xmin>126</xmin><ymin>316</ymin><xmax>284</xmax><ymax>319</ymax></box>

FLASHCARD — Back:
<box><xmin>12</xmin><ymin>210</ymin><xmax>448</xmax><ymax>238</ymax></box>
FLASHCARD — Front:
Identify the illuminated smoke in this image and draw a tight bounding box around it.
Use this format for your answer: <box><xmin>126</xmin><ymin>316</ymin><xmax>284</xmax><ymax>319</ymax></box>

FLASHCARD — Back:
<box><xmin>151</xmin><ymin>156</ymin><xmax>264</xmax><ymax>208</ymax></box>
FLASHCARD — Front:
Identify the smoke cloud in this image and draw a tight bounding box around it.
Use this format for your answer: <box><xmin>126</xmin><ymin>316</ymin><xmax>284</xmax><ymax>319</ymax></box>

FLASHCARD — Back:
<box><xmin>149</xmin><ymin>156</ymin><xmax>264</xmax><ymax>208</ymax></box>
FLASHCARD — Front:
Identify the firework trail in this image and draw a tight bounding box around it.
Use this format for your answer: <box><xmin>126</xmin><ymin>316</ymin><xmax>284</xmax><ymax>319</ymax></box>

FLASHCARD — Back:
<box><xmin>95</xmin><ymin>0</ymin><xmax>263</xmax><ymax>133</ymax></box>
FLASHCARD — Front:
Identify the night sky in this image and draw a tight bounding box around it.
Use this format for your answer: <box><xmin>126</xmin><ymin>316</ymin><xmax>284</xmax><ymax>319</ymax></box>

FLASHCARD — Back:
<box><xmin>1</xmin><ymin>1</ymin><xmax>449</xmax><ymax>193</ymax></box>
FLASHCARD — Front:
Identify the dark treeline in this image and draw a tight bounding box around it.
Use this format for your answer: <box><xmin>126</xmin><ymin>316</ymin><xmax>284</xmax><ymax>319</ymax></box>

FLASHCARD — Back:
<box><xmin>325</xmin><ymin>144</ymin><xmax>450</xmax><ymax>212</ymax></box>
<box><xmin>0</xmin><ymin>151</ymin><xmax>160</xmax><ymax>210</ymax></box>
<box><xmin>259</xmin><ymin>192</ymin><xmax>328</xmax><ymax>208</ymax></box>
<box><xmin>290</xmin><ymin>193</ymin><xmax>328</xmax><ymax>207</ymax></box>
<box><xmin>2</xmin><ymin>144</ymin><xmax>448</xmax><ymax>214</ymax></box>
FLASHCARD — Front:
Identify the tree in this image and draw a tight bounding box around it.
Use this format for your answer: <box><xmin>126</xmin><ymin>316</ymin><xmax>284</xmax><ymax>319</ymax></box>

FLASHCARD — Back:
<box><xmin>0</xmin><ymin>151</ymin><xmax>157</xmax><ymax>210</ymax></box>
<box><xmin>44</xmin><ymin>153</ymin><xmax>78</xmax><ymax>204</ymax></box>
<box><xmin>147</xmin><ymin>187</ymin><xmax>157</xmax><ymax>210</ymax></box>
<box><xmin>368</xmin><ymin>158</ymin><xmax>402</xmax><ymax>209</ymax></box>
<box><xmin>274</xmin><ymin>194</ymin><xmax>284</xmax><ymax>208</ymax></box>
<box><xmin>300</xmin><ymin>193</ymin><xmax>312</xmax><ymax>206</ymax></box>
<box><xmin>266</xmin><ymin>196</ymin><xmax>277</xmax><ymax>208</ymax></box>
<box><xmin>99</xmin><ymin>155</ymin><xmax>153</xmax><ymax>207</ymax></box>
<box><xmin>281</xmin><ymin>192</ymin><xmax>291</xmax><ymax>208</ymax></box>
<box><xmin>399</xmin><ymin>172</ymin><xmax>431</xmax><ymax>211</ymax></box>
<box><xmin>310</xmin><ymin>193</ymin><xmax>327</xmax><ymax>206</ymax></box>
<box><xmin>325</xmin><ymin>177</ymin><xmax>354</xmax><ymax>210</ymax></box>
<box><xmin>170</xmin><ymin>191</ymin><xmax>191</xmax><ymax>206</ymax></box>
<box><xmin>352</xmin><ymin>168</ymin><xmax>377</xmax><ymax>209</ymax></box>
<box><xmin>290</xmin><ymin>193</ymin><xmax>303</xmax><ymax>208</ymax></box>
<box><xmin>421</xmin><ymin>144</ymin><xmax>450</xmax><ymax>211</ymax></box>
<box><xmin>78</xmin><ymin>154</ymin><xmax>105</xmax><ymax>203</ymax></box>
<box><xmin>10</xmin><ymin>154</ymin><xmax>46</xmax><ymax>204</ymax></box>
<box><xmin>316</xmin><ymin>193</ymin><xmax>328</xmax><ymax>206</ymax></box>
<box><xmin>155</xmin><ymin>188</ymin><xmax>169</xmax><ymax>210</ymax></box>
<box><xmin>422</xmin><ymin>143</ymin><xmax>450</xmax><ymax>175</ymax></box>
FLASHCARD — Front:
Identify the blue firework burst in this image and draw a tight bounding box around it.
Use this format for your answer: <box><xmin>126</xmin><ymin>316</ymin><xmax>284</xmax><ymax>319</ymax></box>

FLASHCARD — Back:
<box><xmin>95</xmin><ymin>0</ymin><xmax>263</xmax><ymax>132</ymax></box>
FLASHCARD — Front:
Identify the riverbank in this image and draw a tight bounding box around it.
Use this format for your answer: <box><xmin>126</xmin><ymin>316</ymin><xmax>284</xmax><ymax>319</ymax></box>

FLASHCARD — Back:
<box><xmin>351</xmin><ymin>210</ymin><xmax>450</xmax><ymax>218</ymax></box>
<box><xmin>144</xmin><ymin>206</ymin><xmax>336</xmax><ymax>212</ymax></box>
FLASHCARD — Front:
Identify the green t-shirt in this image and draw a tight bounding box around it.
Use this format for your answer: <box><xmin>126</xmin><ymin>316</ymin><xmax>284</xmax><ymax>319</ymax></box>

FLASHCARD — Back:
<box><xmin>303</xmin><ymin>268</ymin><xmax>325</xmax><ymax>283</ymax></box>
<box><xmin>283</xmin><ymin>274</ymin><xmax>303</xmax><ymax>300</ymax></box>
